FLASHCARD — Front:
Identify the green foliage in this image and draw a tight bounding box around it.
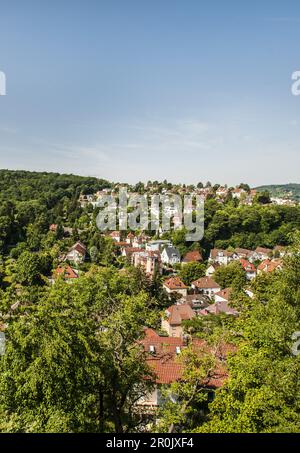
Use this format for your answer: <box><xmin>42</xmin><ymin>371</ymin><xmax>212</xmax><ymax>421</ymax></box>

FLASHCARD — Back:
<box><xmin>0</xmin><ymin>267</ymin><xmax>155</xmax><ymax>433</ymax></box>
<box><xmin>214</xmin><ymin>261</ymin><xmax>246</xmax><ymax>290</ymax></box>
<box><xmin>157</xmin><ymin>347</ymin><xmax>215</xmax><ymax>433</ymax></box>
<box><xmin>255</xmin><ymin>184</ymin><xmax>300</xmax><ymax>202</ymax></box>
<box><xmin>196</xmin><ymin>251</ymin><xmax>300</xmax><ymax>433</ymax></box>
<box><xmin>254</xmin><ymin>191</ymin><xmax>271</xmax><ymax>205</ymax></box>
<box><xmin>178</xmin><ymin>262</ymin><xmax>206</xmax><ymax>285</ymax></box>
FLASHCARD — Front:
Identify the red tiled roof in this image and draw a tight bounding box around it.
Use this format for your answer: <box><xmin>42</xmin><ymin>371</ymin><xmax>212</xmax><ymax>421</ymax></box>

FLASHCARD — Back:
<box><xmin>114</xmin><ymin>241</ymin><xmax>128</xmax><ymax>247</ymax></box>
<box><xmin>140</xmin><ymin>329</ymin><xmax>236</xmax><ymax>386</ymax></box>
<box><xmin>163</xmin><ymin>277</ymin><xmax>188</xmax><ymax>290</ymax></box>
<box><xmin>182</xmin><ymin>250</ymin><xmax>203</xmax><ymax>263</ymax></box>
<box><xmin>201</xmin><ymin>298</ymin><xmax>238</xmax><ymax>316</ymax></box>
<box><xmin>55</xmin><ymin>265</ymin><xmax>78</xmax><ymax>279</ymax></box>
<box><xmin>255</xmin><ymin>247</ymin><xmax>272</xmax><ymax>255</ymax></box>
<box><xmin>166</xmin><ymin>304</ymin><xmax>195</xmax><ymax>326</ymax></box>
<box><xmin>239</xmin><ymin>258</ymin><xmax>256</xmax><ymax>272</ymax></box>
<box><xmin>123</xmin><ymin>247</ymin><xmax>141</xmax><ymax>256</ymax></box>
<box><xmin>210</xmin><ymin>248</ymin><xmax>236</xmax><ymax>259</ymax></box>
<box><xmin>215</xmin><ymin>287</ymin><xmax>232</xmax><ymax>301</ymax></box>
<box><xmin>235</xmin><ymin>248</ymin><xmax>253</xmax><ymax>256</ymax></box>
<box><xmin>191</xmin><ymin>276</ymin><xmax>220</xmax><ymax>289</ymax></box>
<box><xmin>258</xmin><ymin>259</ymin><xmax>282</xmax><ymax>272</ymax></box>
<box><xmin>72</xmin><ymin>241</ymin><xmax>86</xmax><ymax>256</ymax></box>
<box><xmin>110</xmin><ymin>231</ymin><xmax>120</xmax><ymax>237</ymax></box>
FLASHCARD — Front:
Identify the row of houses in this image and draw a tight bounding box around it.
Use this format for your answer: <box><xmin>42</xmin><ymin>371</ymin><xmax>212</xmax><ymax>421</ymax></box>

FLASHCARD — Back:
<box><xmin>162</xmin><ymin>275</ymin><xmax>239</xmax><ymax>338</ymax></box>
<box><xmin>160</xmin><ymin>243</ymin><xmax>286</xmax><ymax>338</ymax></box>
<box><xmin>109</xmin><ymin>231</ymin><xmax>203</xmax><ymax>278</ymax></box>
<box><xmin>208</xmin><ymin>245</ymin><xmax>286</xmax><ymax>264</ymax></box>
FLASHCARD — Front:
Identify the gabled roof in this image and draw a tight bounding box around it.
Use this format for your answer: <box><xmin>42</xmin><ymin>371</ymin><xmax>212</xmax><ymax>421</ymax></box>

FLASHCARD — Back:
<box><xmin>235</xmin><ymin>247</ymin><xmax>254</xmax><ymax>256</ymax></box>
<box><xmin>54</xmin><ymin>265</ymin><xmax>78</xmax><ymax>279</ymax></box>
<box><xmin>71</xmin><ymin>241</ymin><xmax>86</xmax><ymax>256</ymax></box>
<box><xmin>257</xmin><ymin>259</ymin><xmax>282</xmax><ymax>272</ymax></box>
<box><xmin>255</xmin><ymin>246</ymin><xmax>272</xmax><ymax>255</ymax></box>
<box><xmin>165</xmin><ymin>304</ymin><xmax>195</xmax><ymax>326</ymax></box>
<box><xmin>123</xmin><ymin>247</ymin><xmax>141</xmax><ymax>256</ymax></box>
<box><xmin>206</xmin><ymin>262</ymin><xmax>220</xmax><ymax>270</ymax></box>
<box><xmin>114</xmin><ymin>241</ymin><xmax>128</xmax><ymax>247</ymax></box>
<box><xmin>191</xmin><ymin>276</ymin><xmax>220</xmax><ymax>289</ymax></box>
<box><xmin>215</xmin><ymin>287</ymin><xmax>232</xmax><ymax>302</ymax></box>
<box><xmin>201</xmin><ymin>298</ymin><xmax>238</xmax><ymax>316</ymax></box>
<box><xmin>163</xmin><ymin>277</ymin><xmax>188</xmax><ymax>290</ymax></box>
<box><xmin>110</xmin><ymin>231</ymin><xmax>120</xmax><ymax>237</ymax></box>
<box><xmin>140</xmin><ymin>329</ymin><xmax>236</xmax><ymax>386</ymax></box>
<box><xmin>210</xmin><ymin>248</ymin><xmax>236</xmax><ymax>259</ymax></box>
<box><xmin>162</xmin><ymin>246</ymin><xmax>181</xmax><ymax>260</ymax></box>
<box><xmin>182</xmin><ymin>250</ymin><xmax>203</xmax><ymax>263</ymax></box>
<box><xmin>239</xmin><ymin>258</ymin><xmax>256</xmax><ymax>272</ymax></box>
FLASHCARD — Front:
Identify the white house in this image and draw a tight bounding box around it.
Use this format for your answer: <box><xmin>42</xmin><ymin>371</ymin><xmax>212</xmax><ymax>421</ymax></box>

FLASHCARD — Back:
<box><xmin>191</xmin><ymin>276</ymin><xmax>221</xmax><ymax>299</ymax></box>
<box><xmin>255</xmin><ymin>247</ymin><xmax>272</xmax><ymax>261</ymax></box>
<box><xmin>65</xmin><ymin>241</ymin><xmax>86</xmax><ymax>264</ymax></box>
<box><xmin>161</xmin><ymin>246</ymin><xmax>181</xmax><ymax>266</ymax></box>
<box><xmin>163</xmin><ymin>277</ymin><xmax>188</xmax><ymax>300</ymax></box>
<box><xmin>205</xmin><ymin>263</ymin><xmax>220</xmax><ymax>277</ymax></box>
<box><xmin>209</xmin><ymin>249</ymin><xmax>238</xmax><ymax>265</ymax></box>
<box><xmin>239</xmin><ymin>259</ymin><xmax>257</xmax><ymax>280</ymax></box>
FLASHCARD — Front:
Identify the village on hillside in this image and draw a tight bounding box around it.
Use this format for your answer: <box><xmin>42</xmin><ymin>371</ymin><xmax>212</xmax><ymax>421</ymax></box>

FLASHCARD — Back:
<box><xmin>44</xmin><ymin>182</ymin><xmax>296</xmax><ymax>412</ymax></box>
<box><xmin>1</xmin><ymin>171</ymin><xmax>299</xmax><ymax>433</ymax></box>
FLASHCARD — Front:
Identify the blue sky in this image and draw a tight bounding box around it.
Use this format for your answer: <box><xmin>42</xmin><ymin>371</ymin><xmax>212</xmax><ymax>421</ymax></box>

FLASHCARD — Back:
<box><xmin>0</xmin><ymin>0</ymin><xmax>300</xmax><ymax>186</ymax></box>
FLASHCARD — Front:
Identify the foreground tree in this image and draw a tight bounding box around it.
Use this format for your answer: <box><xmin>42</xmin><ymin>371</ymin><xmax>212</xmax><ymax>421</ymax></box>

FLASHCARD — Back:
<box><xmin>214</xmin><ymin>261</ymin><xmax>246</xmax><ymax>290</ymax></box>
<box><xmin>196</xmin><ymin>250</ymin><xmax>300</xmax><ymax>433</ymax></box>
<box><xmin>178</xmin><ymin>262</ymin><xmax>206</xmax><ymax>286</ymax></box>
<box><xmin>0</xmin><ymin>268</ymin><xmax>155</xmax><ymax>432</ymax></box>
<box><xmin>157</xmin><ymin>347</ymin><xmax>216</xmax><ymax>433</ymax></box>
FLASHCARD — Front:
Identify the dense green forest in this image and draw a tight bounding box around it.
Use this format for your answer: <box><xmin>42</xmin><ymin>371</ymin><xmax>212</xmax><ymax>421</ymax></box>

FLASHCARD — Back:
<box><xmin>0</xmin><ymin>169</ymin><xmax>299</xmax><ymax>433</ymax></box>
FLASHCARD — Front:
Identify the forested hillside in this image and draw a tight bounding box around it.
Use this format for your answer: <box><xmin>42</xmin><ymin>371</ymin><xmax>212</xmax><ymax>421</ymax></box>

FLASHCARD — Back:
<box><xmin>256</xmin><ymin>183</ymin><xmax>300</xmax><ymax>201</ymax></box>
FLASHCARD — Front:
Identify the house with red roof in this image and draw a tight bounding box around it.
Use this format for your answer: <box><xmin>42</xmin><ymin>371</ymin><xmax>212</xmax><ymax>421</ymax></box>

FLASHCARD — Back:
<box><xmin>163</xmin><ymin>277</ymin><xmax>188</xmax><ymax>299</ymax></box>
<box><xmin>122</xmin><ymin>246</ymin><xmax>141</xmax><ymax>260</ymax></box>
<box><xmin>200</xmin><ymin>288</ymin><xmax>238</xmax><ymax>317</ymax></box>
<box><xmin>138</xmin><ymin>328</ymin><xmax>236</xmax><ymax>408</ymax></box>
<box><xmin>208</xmin><ymin>248</ymin><xmax>238</xmax><ymax>265</ymax></box>
<box><xmin>231</xmin><ymin>187</ymin><xmax>246</xmax><ymax>199</ymax></box>
<box><xmin>255</xmin><ymin>247</ymin><xmax>273</xmax><ymax>261</ymax></box>
<box><xmin>126</xmin><ymin>232</ymin><xmax>135</xmax><ymax>245</ymax></box>
<box><xmin>205</xmin><ymin>262</ymin><xmax>220</xmax><ymax>277</ymax></box>
<box><xmin>132</xmin><ymin>250</ymin><xmax>162</xmax><ymax>278</ymax></box>
<box><xmin>182</xmin><ymin>250</ymin><xmax>203</xmax><ymax>264</ymax></box>
<box><xmin>65</xmin><ymin>241</ymin><xmax>87</xmax><ymax>264</ymax></box>
<box><xmin>51</xmin><ymin>265</ymin><xmax>78</xmax><ymax>284</ymax></box>
<box><xmin>257</xmin><ymin>259</ymin><xmax>283</xmax><ymax>274</ymax></box>
<box><xmin>191</xmin><ymin>276</ymin><xmax>221</xmax><ymax>298</ymax></box>
<box><xmin>239</xmin><ymin>258</ymin><xmax>256</xmax><ymax>280</ymax></box>
<box><xmin>162</xmin><ymin>304</ymin><xmax>195</xmax><ymax>337</ymax></box>
<box><xmin>109</xmin><ymin>231</ymin><xmax>121</xmax><ymax>242</ymax></box>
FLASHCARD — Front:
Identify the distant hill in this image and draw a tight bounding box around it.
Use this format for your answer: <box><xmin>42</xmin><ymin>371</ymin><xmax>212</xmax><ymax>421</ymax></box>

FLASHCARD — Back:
<box><xmin>255</xmin><ymin>184</ymin><xmax>300</xmax><ymax>201</ymax></box>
